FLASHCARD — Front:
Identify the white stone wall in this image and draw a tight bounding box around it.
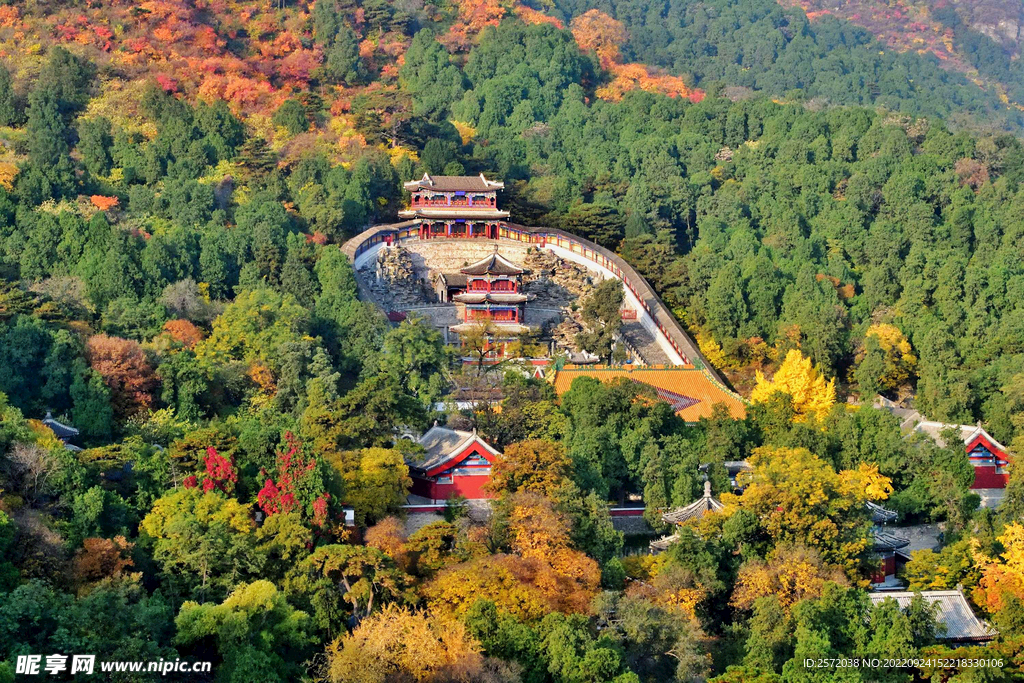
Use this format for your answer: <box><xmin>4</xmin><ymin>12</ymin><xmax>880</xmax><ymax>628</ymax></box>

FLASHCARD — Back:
<box><xmin>544</xmin><ymin>244</ymin><xmax>687</xmax><ymax>365</ymax></box>
<box><xmin>356</xmin><ymin>236</ymin><xmax>687</xmax><ymax>366</ymax></box>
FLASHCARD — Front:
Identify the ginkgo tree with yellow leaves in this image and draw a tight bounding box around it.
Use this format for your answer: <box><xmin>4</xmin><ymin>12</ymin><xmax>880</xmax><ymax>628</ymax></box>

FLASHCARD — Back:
<box><xmin>974</xmin><ymin>522</ymin><xmax>1024</xmax><ymax>615</ymax></box>
<box><xmin>854</xmin><ymin>323</ymin><xmax>918</xmax><ymax>397</ymax></box>
<box><xmin>751</xmin><ymin>349</ymin><xmax>836</xmax><ymax>419</ymax></box>
<box><xmin>723</xmin><ymin>445</ymin><xmax>893</xmax><ymax>577</ymax></box>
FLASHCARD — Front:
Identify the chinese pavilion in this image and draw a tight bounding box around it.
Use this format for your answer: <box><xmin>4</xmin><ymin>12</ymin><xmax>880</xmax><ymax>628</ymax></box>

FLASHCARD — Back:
<box><xmin>649</xmin><ymin>481</ymin><xmax>725</xmax><ymax>552</ymax></box>
<box><xmin>450</xmin><ymin>252</ymin><xmax>529</xmax><ymax>333</ymax></box>
<box><xmin>399</xmin><ymin>173</ymin><xmax>509</xmax><ymax>239</ymax></box>
<box><xmin>407</xmin><ymin>424</ymin><xmax>500</xmax><ymax>502</ymax></box>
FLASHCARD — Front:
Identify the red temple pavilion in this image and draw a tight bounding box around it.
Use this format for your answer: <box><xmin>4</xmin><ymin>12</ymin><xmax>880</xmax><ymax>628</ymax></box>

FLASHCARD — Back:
<box><xmin>449</xmin><ymin>252</ymin><xmax>529</xmax><ymax>333</ymax></box>
<box><xmin>399</xmin><ymin>173</ymin><xmax>509</xmax><ymax>239</ymax></box>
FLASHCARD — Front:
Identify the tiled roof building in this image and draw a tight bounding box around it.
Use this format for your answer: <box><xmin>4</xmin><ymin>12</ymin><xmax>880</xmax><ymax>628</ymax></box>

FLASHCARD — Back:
<box><xmin>407</xmin><ymin>424</ymin><xmax>501</xmax><ymax>502</ymax></box>
<box><xmin>867</xmin><ymin>591</ymin><xmax>997</xmax><ymax>643</ymax></box>
<box><xmin>550</xmin><ymin>365</ymin><xmax>746</xmax><ymax>422</ymax></box>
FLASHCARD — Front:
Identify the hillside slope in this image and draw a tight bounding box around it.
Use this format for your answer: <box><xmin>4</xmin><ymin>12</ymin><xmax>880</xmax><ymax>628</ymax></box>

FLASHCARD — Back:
<box><xmin>775</xmin><ymin>0</ymin><xmax>1024</xmax><ymax>110</ymax></box>
<box><xmin>550</xmin><ymin>0</ymin><xmax>1024</xmax><ymax>132</ymax></box>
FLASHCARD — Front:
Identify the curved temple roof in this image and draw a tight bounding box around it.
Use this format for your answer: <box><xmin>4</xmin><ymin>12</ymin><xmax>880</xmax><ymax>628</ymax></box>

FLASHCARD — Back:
<box><xmin>651</xmin><ymin>481</ymin><xmax>725</xmax><ymax>552</ymax></box>
<box><xmin>452</xmin><ymin>292</ymin><xmax>529</xmax><ymax>305</ymax></box>
<box><xmin>662</xmin><ymin>480</ymin><xmax>726</xmax><ymax>524</ymax></box>
<box><xmin>867</xmin><ymin>501</ymin><xmax>898</xmax><ymax>524</ymax></box>
<box><xmin>872</xmin><ymin>527</ymin><xmax>911</xmax><ymax>551</ymax></box>
<box><xmin>867</xmin><ymin>591</ymin><xmax>997</xmax><ymax>642</ymax></box>
<box><xmin>460</xmin><ymin>252</ymin><xmax>525</xmax><ymax>276</ymax></box>
<box><xmin>403</xmin><ymin>173</ymin><xmax>505</xmax><ymax>193</ymax></box>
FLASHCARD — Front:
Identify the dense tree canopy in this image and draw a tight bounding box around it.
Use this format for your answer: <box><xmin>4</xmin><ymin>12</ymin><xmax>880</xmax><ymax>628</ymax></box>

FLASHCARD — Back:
<box><xmin>0</xmin><ymin>1</ymin><xmax>1022</xmax><ymax>680</ymax></box>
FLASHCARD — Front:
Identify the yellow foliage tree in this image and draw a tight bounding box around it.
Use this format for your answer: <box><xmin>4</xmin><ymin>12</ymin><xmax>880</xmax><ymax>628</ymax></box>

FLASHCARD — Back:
<box><xmin>725</xmin><ymin>446</ymin><xmax>892</xmax><ymax>576</ymax></box>
<box><xmin>731</xmin><ymin>545</ymin><xmax>848</xmax><ymax>612</ymax></box>
<box><xmin>751</xmin><ymin>349</ymin><xmax>836</xmax><ymax>418</ymax></box>
<box><xmin>863</xmin><ymin>323</ymin><xmax>918</xmax><ymax>390</ymax></box>
<box><xmin>974</xmin><ymin>523</ymin><xmax>1024</xmax><ymax>613</ymax></box>
<box><xmin>449</xmin><ymin>120</ymin><xmax>476</xmax><ymax>145</ymax></box>
<box><xmin>323</xmin><ymin>604</ymin><xmax>483</xmax><ymax>683</ymax></box>
<box><xmin>508</xmin><ymin>491</ymin><xmax>573</xmax><ymax>558</ymax></box>
<box><xmin>425</xmin><ymin>494</ymin><xmax>600</xmax><ymax>620</ymax></box>
<box><xmin>423</xmin><ymin>555</ymin><xmax>553</xmax><ymax>621</ymax></box>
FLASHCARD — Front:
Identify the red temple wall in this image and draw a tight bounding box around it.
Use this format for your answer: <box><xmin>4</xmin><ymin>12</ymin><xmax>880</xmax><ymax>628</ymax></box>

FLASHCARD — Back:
<box><xmin>972</xmin><ymin>465</ymin><xmax>1009</xmax><ymax>489</ymax></box>
<box><xmin>871</xmin><ymin>553</ymin><xmax>896</xmax><ymax>584</ymax></box>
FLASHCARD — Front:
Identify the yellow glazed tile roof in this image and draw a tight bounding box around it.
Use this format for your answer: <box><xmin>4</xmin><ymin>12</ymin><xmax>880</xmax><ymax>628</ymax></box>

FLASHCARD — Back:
<box><xmin>551</xmin><ymin>365</ymin><xmax>747</xmax><ymax>421</ymax></box>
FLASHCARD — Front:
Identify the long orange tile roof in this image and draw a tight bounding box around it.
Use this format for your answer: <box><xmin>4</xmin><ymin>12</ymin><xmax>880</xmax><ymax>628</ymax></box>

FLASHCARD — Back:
<box><xmin>550</xmin><ymin>365</ymin><xmax>747</xmax><ymax>421</ymax></box>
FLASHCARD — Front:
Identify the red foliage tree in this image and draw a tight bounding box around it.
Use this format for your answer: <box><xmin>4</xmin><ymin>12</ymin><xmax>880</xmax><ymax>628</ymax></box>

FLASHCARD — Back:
<box><xmin>257</xmin><ymin>432</ymin><xmax>331</xmax><ymax>528</ymax></box>
<box><xmin>201</xmin><ymin>446</ymin><xmax>237</xmax><ymax>494</ymax></box>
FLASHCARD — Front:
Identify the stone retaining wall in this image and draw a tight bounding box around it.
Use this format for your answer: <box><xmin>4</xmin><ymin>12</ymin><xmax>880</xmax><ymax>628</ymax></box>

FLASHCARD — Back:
<box><xmin>342</xmin><ymin>221</ymin><xmax>728</xmax><ymax>385</ymax></box>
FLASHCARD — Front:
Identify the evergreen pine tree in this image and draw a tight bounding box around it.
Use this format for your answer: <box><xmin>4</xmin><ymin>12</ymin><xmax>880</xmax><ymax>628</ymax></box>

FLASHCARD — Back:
<box><xmin>0</xmin><ymin>64</ymin><xmax>19</xmax><ymax>126</ymax></box>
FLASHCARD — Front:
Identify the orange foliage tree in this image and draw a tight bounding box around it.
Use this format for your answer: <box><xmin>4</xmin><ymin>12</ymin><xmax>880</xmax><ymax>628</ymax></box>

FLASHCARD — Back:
<box><xmin>85</xmin><ymin>334</ymin><xmax>157</xmax><ymax>419</ymax></box>
<box><xmin>73</xmin><ymin>536</ymin><xmax>135</xmax><ymax>586</ymax></box>
<box><xmin>163</xmin><ymin>319</ymin><xmax>205</xmax><ymax>349</ymax></box>
<box><xmin>570</xmin><ymin>10</ymin><xmax>627</xmax><ymax>68</ymax></box>
<box><xmin>90</xmin><ymin>195</ymin><xmax>119</xmax><ymax>211</ymax></box>
<box><xmin>488</xmin><ymin>439</ymin><xmax>571</xmax><ymax>496</ymax></box>
<box><xmin>365</xmin><ymin>516</ymin><xmax>409</xmax><ymax>570</ymax></box>
<box><xmin>974</xmin><ymin>523</ymin><xmax>1024</xmax><ymax>614</ymax></box>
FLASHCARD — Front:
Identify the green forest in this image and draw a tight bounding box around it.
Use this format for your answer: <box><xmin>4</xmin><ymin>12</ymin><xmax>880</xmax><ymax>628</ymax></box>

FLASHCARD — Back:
<box><xmin>0</xmin><ymin>0</ymin><xmax>1023</xmax><ymax>681</ymax></box>
<box><xmin>549</xmin><ymin>0</ymin><xmax>1024</xmax><ymax>132</ymax></box>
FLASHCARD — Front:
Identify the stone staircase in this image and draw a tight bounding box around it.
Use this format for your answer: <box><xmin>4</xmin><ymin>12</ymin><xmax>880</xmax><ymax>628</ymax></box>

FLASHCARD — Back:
<box><xmin>619</xmin><ymin>320</ymin><xmax>670</xmax><ymax>365</ymax></box>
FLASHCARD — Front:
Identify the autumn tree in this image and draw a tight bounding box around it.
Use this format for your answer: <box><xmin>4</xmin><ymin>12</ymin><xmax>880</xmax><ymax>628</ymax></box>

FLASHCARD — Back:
<box><xmin>163</xmin><ymin>319</ymin><xmax>205</xmax><ymax>349</ymax></box>
<box><xmin>365</xmin><ymin>516</ymin><xmax>409</xmax><ymax>570</ymax></box>
<box><xmin>726</xmin><ymin>446</ymin><xmax>893</xmax><ymax>575</ymax></box>
<box><xmin>751</xmin><ymin>349</ymin><xmax>836</xmax><ymax>420</ymax></box>
<box><xmin>85</xmin><ymin>334</ymin><xmax>157</xmax><ymax>420</ymax></box>
<box><xmin>184</xmin><ymin>446</ymin><xmax>238</xmax><ymax>495</ymax></box>
<box><xmin>570</xmin><ymin>10</ymin><xmax>627</xmax><ymax>68</ymax></box>
<box><xmin>974</xmin><ymin>523</ymin><xmax>1024</xmax><ymax>616</ymax></box>
<box><xmin>731</xmin><ymin>545</ymin><xmax>848</xmax><ymax>612</ymax></box>
<box><xmin>256</xmin><ymin>433</ymin><xmax>331</xmax><ymax>529</ymax></box>
<box><xmin>488</xmin><ymin>439</ymin><xmax>572</xmax><ymax>496</ymax></box>
<box><xmin>323</xmin><ymin>604</ymin><xmax>485</xmax><ymax>683</ymax></box>
<box><xmin>73</xmin><ymin>536</ymin><xmax>135</xmax><ymax>587</ymax></box>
